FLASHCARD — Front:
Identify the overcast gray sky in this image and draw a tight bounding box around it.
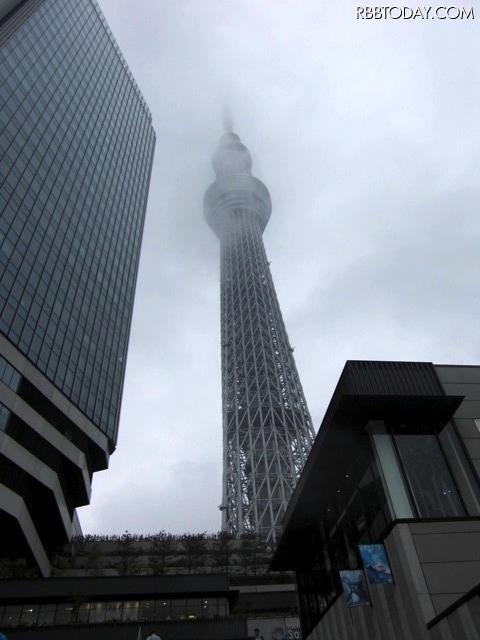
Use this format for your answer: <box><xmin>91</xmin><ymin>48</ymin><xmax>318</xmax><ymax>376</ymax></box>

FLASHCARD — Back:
<box><xmin>78</xmin><ymin>0</ymin><xmax>480</xmax><ymax>535</ymax></box>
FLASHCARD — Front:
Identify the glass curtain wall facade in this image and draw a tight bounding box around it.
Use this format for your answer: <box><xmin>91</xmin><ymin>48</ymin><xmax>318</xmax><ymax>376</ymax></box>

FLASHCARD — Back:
<box><xmin>0</xmin><ymin>0</ymin><xmax>155</xmax><ymax>444</ymax></box>
<box><xmin>0</xmin><ymin>0</ymin><xmax>155</xmax><ymax>574</ymax></box>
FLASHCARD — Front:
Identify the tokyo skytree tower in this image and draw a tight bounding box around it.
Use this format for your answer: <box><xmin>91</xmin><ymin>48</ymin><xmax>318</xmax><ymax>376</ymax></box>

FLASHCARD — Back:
<box><xmin>204</xmin><ymin>130</ymin><xmax>315</xmax><ymax>542</ymax></box>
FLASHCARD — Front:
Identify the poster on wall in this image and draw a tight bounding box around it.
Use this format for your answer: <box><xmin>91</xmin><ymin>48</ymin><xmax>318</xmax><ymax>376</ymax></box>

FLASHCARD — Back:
<box><xmin>339</xmin><ymin>569</ymin><xmax>370</xmax><ymax>607</ymax></box>
<box><xmin>247</xmin><ymin>617</ymin><xmax>301</xmax><ymax>640</ymax></box>
<box><xmin>358</xmin><ymin>543</ymin><xmax>394</xmax><ymax>584</ymax></box>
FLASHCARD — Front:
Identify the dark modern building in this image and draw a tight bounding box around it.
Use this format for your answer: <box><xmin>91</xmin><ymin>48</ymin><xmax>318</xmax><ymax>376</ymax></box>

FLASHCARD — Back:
<box><xmin>0</xmin><ymin>575</ymin><xmax>239</xmax><ymax>639</ymax></box>
<box><xmin>204</xmin><ymin>131</ymin><xmax>315</xmax><ymax>543</ymax></box>
<box><xmin>0</xmin><ymin>0</ymin><xmax>155</xmax><ymax>575</ymax></box>
<box><xmin>0</xmin><ymin>573</ymin><xmax>300</xmax><ymax>639</ymax></box>
<box><xmin>272</xmin><ymin>360</ymin><xmax>480</xmax><ymax>640</ymax></box>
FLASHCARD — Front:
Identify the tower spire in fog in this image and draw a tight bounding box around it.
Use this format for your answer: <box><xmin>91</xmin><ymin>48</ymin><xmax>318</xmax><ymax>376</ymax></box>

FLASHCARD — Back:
<box><xmin>204</xmin><ymin>131</ymin><xmax>315</xmax><ymax>542</ymax></box>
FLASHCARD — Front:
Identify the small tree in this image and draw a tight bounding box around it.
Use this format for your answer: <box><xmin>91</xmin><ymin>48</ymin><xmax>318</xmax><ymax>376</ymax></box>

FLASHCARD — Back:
<box><xmin>180</xmin><ymin>533</ymin><xmax>207</xmax><ymax>575</ymax></box>
<box><xmin>235</xmin><ymin>533</ymin><xmax>256</xmax><ymax>576</ymax></box>
<box><xmin>212</xmin><ymin>531</ymin><xmax>234</xmax><ymax>575</ymax></box>
<box><xmin>84</xmin><ymin>540</ymin><xmax>104</xmax><ymax>576</ymax></box>
<box><xmin>234</xmin><ymin>535</ymin><xmax>271</xmax><ymax>577</ymax></box>
<box><xmin>113</xmin><ymin>531</ymin><xmax>139</xmax><ymax>576</ymax></box>
<box><xmin>250</xmin><ymin>537</ymin><xmax>272</xmax><ymax>576</ymax></box>
<box><xmin>148</xmin><ymin>531</ymin><xmax>175</xmax><ymax>575</ymax></box>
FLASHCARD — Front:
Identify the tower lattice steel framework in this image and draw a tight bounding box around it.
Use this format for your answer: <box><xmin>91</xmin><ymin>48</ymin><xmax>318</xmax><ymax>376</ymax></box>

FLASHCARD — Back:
<box><xmin>204</xmin><ymin>131</ymin><xmax>315</xmax><ymax>542</ymax></box>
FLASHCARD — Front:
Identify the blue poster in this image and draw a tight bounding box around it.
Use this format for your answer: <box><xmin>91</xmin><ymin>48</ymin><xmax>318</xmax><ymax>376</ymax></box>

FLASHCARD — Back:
<box><xmin>358</xmin><ymin>544</ymin><xmax>394</xmax><ymax>584</ymax></box>
<box><xmin>339</xmin><ymin>570</ymin><xmax>370</xmax><ymax>607</ymax></box>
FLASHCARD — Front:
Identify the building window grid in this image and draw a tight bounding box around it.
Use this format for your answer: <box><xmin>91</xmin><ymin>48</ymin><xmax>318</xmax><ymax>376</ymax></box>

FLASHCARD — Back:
<box><xmin>66</xmin><ymin>80</ymin><xmax>141</xmax><ymax>427</ymax></box>
<box><xmin>0</xmin><ymin>11</ymin><xmax>108</xmax><ymax>318</ymax></box>
<box><xmin>71</xmin><ymin>81</ymin><xmax>138</xmax><ymax>376</ymax></box>
<box><xmin>90</xmin><ymin>110</ymin><xmax>151</xmax><ymax>430</ymax></box>
<box><xmin>77</xmin><ymin>115</ymin><xmax>152</xmax><ymax>432</ymax></box>
<box><xmin>0</xmin><ymin>0</ymin><xmax>153</xmax><ymax>442</ymax></box>
<box><xmin>0</xmin><ymin>37</ymin><xmax>118</xmax><ymax>370</ymax></box>
<box><xmin>0</xmin><ymin>2</ymin><xmax>94</xmax><ymax>147</ymax></box>
<box><xmin>43</xmin><ymin>53</ymin><xmax>133</xmax><ymax>404</ymax></box>
<box><xmin>1</xmin><ymin>26</ymin><xmax>107</xmax><ymax>252</ymax></box>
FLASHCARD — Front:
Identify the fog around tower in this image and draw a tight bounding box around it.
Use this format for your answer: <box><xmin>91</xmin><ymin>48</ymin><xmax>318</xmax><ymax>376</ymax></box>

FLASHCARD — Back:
<box><xmin>80</xmin><ymin>0</ymin><xmax>480</xmax><ymax>534</ymax></box>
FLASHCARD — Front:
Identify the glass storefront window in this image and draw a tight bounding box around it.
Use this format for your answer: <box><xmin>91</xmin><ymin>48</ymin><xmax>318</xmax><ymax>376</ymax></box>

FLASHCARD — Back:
<box><xmin>54</xmin><ymin>604</ymin><xmax>75</xmax><ymax>625</ymax></box>
<box><xmin>37</xmin><ymin>604</ymin><xmax>56</xmax><ymax>626</ymax></box>
<box><xmin>19</xmin><ymin>604</ymin><xmax>39</xmax><ymax>626</ymax></box>
<box><xmin>76</xmin><ymin>603</ymin><xmax>90</xmax><ymax>624</ymax></box>
<box><xmin>200</xmin><ymin>598</ymin><xmax>215</xmax><ymax>618</ymax></box>
<box><xmin>139</xmin><ymin>600</ymin><xmax>155</xmax><ymax>621</ymax></box>
<box><xmin>392</xmin><ymin>423</ymin><xmax>465</xmax><ymax>518</ymax></box>
<box><xmin>2</xmin><ymin>605</ymin><xmax>21</xmax><ymax>627</ymax></box>
<box><xmin>122</xmin><ymin>601</ymin><xmax>139</xmax><ymax>622</ymax></box>
<box><xmin>217</xmin><ymin>598</ymin><xmax>228</xmax><ymax>617</ymax></box>
<box><xmin>105</xmin><ymin>601</ymin><xmax>122</xmax><ymax>622</ymax></box>
<box><xmin>154</xmin><ymin>600</ymin><xmax>171</xmax><ymax>621</ymax></box>
<box><xmin>88</xmin><ymin>602</ymin><xmax>106</xmax><ymax>624</ymax></box>
<box><xmin>186</xmin><ymin>598</ymin><xmax>202</xmax><ymax>619</ymax></box>
<box><xmin>171</xmin><ymin>599</ymin><xmax>187</xmax><ymax>620</ymax></box>
<box><xmin>439</xmin><ymin>422</ymin><xmax>480</xmax><ymax>516</ymax></box>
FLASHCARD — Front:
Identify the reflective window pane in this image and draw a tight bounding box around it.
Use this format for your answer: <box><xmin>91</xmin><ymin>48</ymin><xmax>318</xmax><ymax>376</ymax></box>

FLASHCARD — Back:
<box><xmin>393</xmin><ymin>424</ymin><xmax>465</xmax><ymax>518</ymax></box>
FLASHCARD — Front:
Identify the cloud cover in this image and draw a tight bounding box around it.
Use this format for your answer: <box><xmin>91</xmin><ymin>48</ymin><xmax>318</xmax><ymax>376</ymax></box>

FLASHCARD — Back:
<box><xmin>79</xmin><ymin>0</ymin><xmax>480</xmax><ymax>534</ymax></box>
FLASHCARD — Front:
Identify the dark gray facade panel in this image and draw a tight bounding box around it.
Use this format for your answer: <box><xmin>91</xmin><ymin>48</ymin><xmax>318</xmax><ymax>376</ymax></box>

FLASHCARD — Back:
<box><xmin>421</xmin><ymin>561</ymin><xmax>480</xmax><ymax>596</ymax></box>
<box><xmin>443</xmin><ymin>383</ymin><xmax>480</xmax><ymax>401</ymax></box>
<box><xmin>463</xmin><ymin>438</ymin><xmax>480</xmax><ymax>459</ymax></box>
<box><xmin>0</xmin><ymin>0</ymin><xmax>155</xmax><ymax>446</ymax></box>
<box><xmin>455</xmin><ymin>418</ymin><xmax>480</xmax><ymax>438</ymax></box>
<box><xmin>431</xmin><ymin>594</ymin><xmax>463</xmax><ymax>615</ymax></box>
<box><xmin>409</xmin><ymin>521</ymin><xmax>480</xmax><ymax>535</ymax></box>
<box><xmin>435</xmin><ymin>366</ymin><xmax>480</xmax><ymax>385</ymax></box>
<box><xmin>412</xmin><ymin>531</ymin><xmax>480</xmax><ymax>563</ymax></box>
<box><xmin>453</xmin><ymin>401</ymin><xmax>480</xmax><ymax>420</ymax></box>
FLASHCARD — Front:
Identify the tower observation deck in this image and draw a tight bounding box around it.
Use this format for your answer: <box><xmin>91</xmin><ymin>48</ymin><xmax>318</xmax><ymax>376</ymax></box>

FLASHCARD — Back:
<box><xmin>204</xmin><ymin>131</ymin><xmax>315</xmax><ymax>542</ymax></box>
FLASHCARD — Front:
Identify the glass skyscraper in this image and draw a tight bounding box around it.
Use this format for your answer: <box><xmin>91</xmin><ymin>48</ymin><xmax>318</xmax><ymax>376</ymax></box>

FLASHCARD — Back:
<box><xmin>0</xmin><ymin>0</ymin><xmax>155</xmax><ymax>575</ymax></box>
